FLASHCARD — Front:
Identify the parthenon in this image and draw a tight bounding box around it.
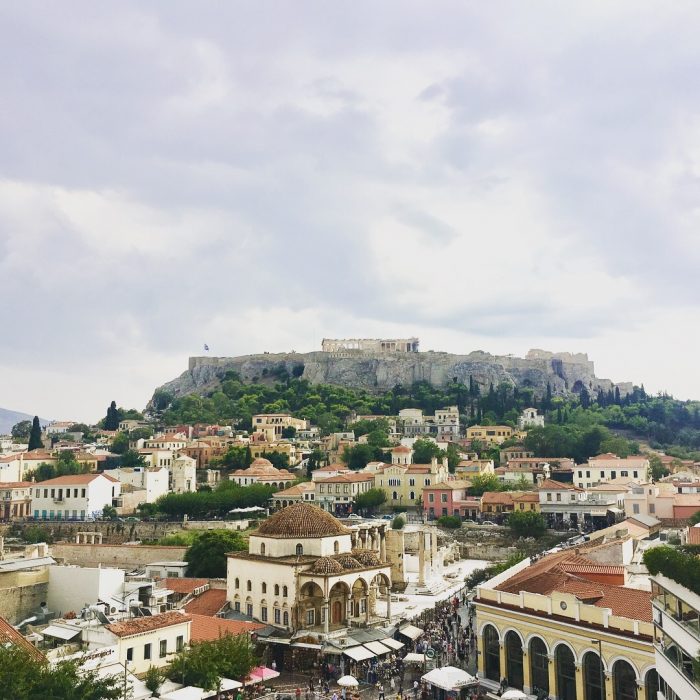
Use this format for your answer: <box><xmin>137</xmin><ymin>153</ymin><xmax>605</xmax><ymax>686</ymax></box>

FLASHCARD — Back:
<box><xmin>321</xmin><ymin>337</ymin><xmax>419</xmax><ymax>353</ymax></box>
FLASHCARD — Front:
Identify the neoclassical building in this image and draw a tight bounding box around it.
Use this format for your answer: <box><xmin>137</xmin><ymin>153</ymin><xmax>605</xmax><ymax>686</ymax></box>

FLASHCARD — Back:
<box><xmin>229</xmin><ymin>457</ymin><xmax>295</xmax><ymax>489</ymax></box>
<box><xmin>474</xmin><ymin>545</ymin><xmax>658</xmax><ymax>700</ymax></box>
<box><xmin>226</xmin><ymin>503</ymin><xmax>392</xmax><ymax>637</ymax></box>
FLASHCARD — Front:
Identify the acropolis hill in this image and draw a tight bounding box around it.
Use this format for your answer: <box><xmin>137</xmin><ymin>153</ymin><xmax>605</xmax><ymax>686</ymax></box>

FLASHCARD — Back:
<box><xmin>154</xmin><ymin>340</ymin><xmax>633</xmax><ymax>401</ymax></box>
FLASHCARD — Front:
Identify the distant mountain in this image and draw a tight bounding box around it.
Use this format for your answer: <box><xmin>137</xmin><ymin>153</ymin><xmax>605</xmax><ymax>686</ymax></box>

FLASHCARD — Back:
<box><xmin>0</xmin><ymin>408</ymin><xmax>50</xmax><ymax>436</ymax></box>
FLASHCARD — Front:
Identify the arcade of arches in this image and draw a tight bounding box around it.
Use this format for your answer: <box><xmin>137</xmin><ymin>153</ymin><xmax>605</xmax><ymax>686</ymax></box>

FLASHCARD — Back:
<box><xmin>479</xmin><ymin>624</ymin><xmax>658</xmax><ymax>700</ymax></box>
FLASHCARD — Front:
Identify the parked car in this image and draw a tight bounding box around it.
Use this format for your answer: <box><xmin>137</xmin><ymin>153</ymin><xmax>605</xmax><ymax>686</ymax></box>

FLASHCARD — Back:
<box><xmin>481</xmin><ymin>520</ymin><xmax>497</xmax><ymax>526</ymax></box>
<box><xmin>381</xmin><ymin>514</ymin><xmax>394</xmax><ymax>520</ymax></box>
<box><xmin>346</xmin><ymin>514</ymin><xmax>363</xmax><ymax>520</ymax></box>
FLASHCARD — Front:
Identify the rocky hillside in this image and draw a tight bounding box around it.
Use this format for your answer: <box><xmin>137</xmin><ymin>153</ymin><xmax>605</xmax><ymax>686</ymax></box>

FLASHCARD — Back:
<box><xmin>152</xmin><ymin>348</ymin><xmax>632</xmax><ymax>404</ymax></box>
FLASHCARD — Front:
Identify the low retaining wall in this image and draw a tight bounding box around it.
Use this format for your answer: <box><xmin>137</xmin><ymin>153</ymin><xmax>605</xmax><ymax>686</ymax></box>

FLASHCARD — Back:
<box><xmin>50</xmin><ymin>543</ymin><xmax>188</xmax><ymax>569</ymax></box>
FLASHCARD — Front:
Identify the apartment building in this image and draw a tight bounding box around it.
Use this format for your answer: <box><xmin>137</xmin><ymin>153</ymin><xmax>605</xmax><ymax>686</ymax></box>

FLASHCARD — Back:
<box><xmin>31</xmin><ymin>473</ymin><xmax>120</xmax><ymax>521</ymax></box>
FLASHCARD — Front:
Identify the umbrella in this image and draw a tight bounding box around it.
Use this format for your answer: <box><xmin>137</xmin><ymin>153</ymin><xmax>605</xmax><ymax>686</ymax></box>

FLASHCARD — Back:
<box><xmin>337</xmin><ymin>676</ymin><xmax>359</xmax><ymax>687</ymax></box>
<box><xmin>501</xmin><ymin>691</ymin><xmax>528</xmax><ymax>700</ymax></box>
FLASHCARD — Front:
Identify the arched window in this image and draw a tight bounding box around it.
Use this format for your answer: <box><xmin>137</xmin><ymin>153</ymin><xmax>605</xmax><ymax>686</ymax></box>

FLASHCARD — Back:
<box><xmin>283</xmin><ymin>585</ymin><xmax>288</xmax><ymax>597</ymax></box>
<box><xmin>392</xmin><ymin>491</ymin><xmax>398</xmax><ymax>500</ymax></box>
<box><xmin>261</xmin><ymin>542</ymin><xmax>266</xmax><ymax>555</ymax></box>
<box><xmin>644</xmin><ymin>669</ymin><xmax>658</xmax><ymax>700</ymax></box>
<box><xmin>334</xmin><ymin>540</ymin><xmax>339</xmax><ymax>554</ymax></box>
<box><xmin>274</xmin><ymin>584</ymin><xmax>280</xmax><ymax>596</ymax></box>
<box><xmin>483</xmin><ymin>625</ymin><xmax>500</xmax><ymax>682</ymax></box>
<box><xmin>410</xmin><ymin>491</ymin><xmax>415</xmax><ymax>500</ymax></box>
<box><xmin>613</xmin><ymin>660</ymin><xmax>638</xmax><ymax>700</ymax></box>
<box><xmin>584</xmin><ymin>652</ymin><xmax>604</xmax><ymax>700</ymax></box>
<box><xmin>505</xmin><ymin>631</ymin><xmax>524</xmax><ymax>689</ymax></box>
<box><xmin>529</xmin><ymin>637</ymin><xmax>549</xmax><ymax>695</ymax></box>
<box><xmin>262</xmin><ymin>582</ymin><xmax>267</xmax><ymax>594</ymax></box>
<box><xmin>235</xmin><ymin>578</ymin><xmax>240</xmax><ymax>590</ymax></box>
<box><xmin>283</xmin><ymin>611</ymin><xmax>289</xmax><ymax>626</ymax></box>
<box><xmin>296</xmin><ymin>543</ymin><xmax>304</xmax><ymax>556</ymax></box>
<box><xmin>556</xmin><ymin>645</ymin><xmax>577</xmax><ymax>700</ymax></box>
<box><xmin>247</xmin><ymin>580</ymin><xmax>252</xmax><ymax>592</ymax></box>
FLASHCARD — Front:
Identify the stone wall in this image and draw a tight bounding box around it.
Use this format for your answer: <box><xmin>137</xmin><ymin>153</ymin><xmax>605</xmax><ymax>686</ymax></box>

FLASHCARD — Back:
<box><xmin>50</xmin><ymin>543</ymin><xmax>188</xmax><ymax>569</ymax></box>
<box><xmin>0</xmin><ymin>570</ymin><xmax>49</xmax><ymax>624</ymax></box>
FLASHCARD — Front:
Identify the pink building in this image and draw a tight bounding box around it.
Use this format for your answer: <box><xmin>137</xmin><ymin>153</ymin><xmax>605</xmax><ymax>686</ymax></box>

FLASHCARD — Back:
<box><xmin>423</xmin><ymin>480</ymin><xmax>480</xmax><ymax>520</ymax></box>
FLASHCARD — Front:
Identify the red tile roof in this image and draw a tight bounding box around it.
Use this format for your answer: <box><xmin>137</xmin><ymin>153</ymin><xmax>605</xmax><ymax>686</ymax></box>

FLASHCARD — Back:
<box><xmin>189</xmin><ymin>614</ymin><xmax>264</xmax><ymax>642</ymax></box>
<box><xmin>106</xmin><ymin>611</ymin><xmax>191</xmax><ymax>637</ymax></box>
<box><xmin>163</xmin><ymin>578</ymin><xmax>208</xmax><ymax>594</ymax></box>
<box><xmin>184</xmin><ymin>589</ymin><xmax>228</xmax><ymax>616</ymax></box>
<box><xmin>34</xmin><ymin>473</ymin><xmax>113</xmax><ymax>486</ymax></box>
<box><xmin>0</xmin><ymin>616</ymin><xmax>44</xmax><ymax>661</ymax></box>
<box><xmin>537</xmin><ymin>479</ymin><xmax>583</xmax><ymax>491</ymax></box>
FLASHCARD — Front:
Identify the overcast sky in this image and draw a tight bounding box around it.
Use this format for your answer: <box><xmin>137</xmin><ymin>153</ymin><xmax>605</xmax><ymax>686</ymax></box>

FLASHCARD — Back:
<box><xmin>1</xmin><ymin>1</ymin><xmax>699</xmax><ymax>422</ymax></box>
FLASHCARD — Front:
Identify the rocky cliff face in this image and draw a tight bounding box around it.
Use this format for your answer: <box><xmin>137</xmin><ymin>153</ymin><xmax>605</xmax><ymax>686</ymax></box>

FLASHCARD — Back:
<box><xmin>152</xmin><ymin>349</ymin><xmax>632</xmax><ymax>403</ymax></box>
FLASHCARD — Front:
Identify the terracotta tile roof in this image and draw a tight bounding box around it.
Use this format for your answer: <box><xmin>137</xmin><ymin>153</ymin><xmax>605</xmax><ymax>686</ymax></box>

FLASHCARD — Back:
<box><xmin>184</xmin><ymin>589</ymin><xmax>228</xmax><ymax>616</ymax></box>
<box><xmin>481</xmin><ymin>492</ymin><xmax>514</xmax><ymax>505</ymax></box>
<box><xmin>316</xmin><ymin>463</ymin><xmax>351</xmax><ymax>472</ymax></box>
<box><xmin>512</xmin><ymin>492</ymin><xmax>540</xmax><ymax>502</ymax></box>
<box><xmin>163</xmin><ymin>578</ymin><xmax>209</xmax><ymax>594</ymax></box>
<box><xmin>273</xmin><ymin>482</ymin><xmax>315</xmax><ymax>497</ymax></box>
<box><xmin>0</xmin><ymin>616</ymin><xmax>44</xmax><ymax>661</ymax></box>
<box><xmin>189</xmin><ymin>614</ymin><xmax>263</xmax><ymax>642</ymax></box>
<box><xmin>0</xmin><ymin>481</ymin><xmax>33</xmax><ymax>489</ymax></box>
<box><xmin>34</xmin><ymin>473</ymin><xmax>112</xmax><ymax>486</ymax></box>
<box><xmin>537</xmin><ymin>478</ymin><xmax>583</xmax><ymax>491</ymax></box>
<box><xmin>423</xmin><ymin>480</ymin><xmax>471</xmax><ymax>491</ymax></box>
<box><xmin>495</xmin><ymin>550</ymin><xmax>652</xmax><ymax>622</ymax></box>
<box><xmin>316</xmin><ymin>473</ymin><xmax>374</xmax><ymax>483</ymax></box>
<box><xmin>392</xmin><ymin>446</ymin><xmax>411</xmax><ymax>453</ymax></box>
<box><xmin>106</xmin><ymin>611</ymin><xmax>191</xmax><ymax>637</ymax></box>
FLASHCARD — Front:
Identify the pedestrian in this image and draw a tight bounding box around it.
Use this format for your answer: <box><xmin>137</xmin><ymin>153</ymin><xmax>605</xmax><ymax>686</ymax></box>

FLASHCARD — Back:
<box><xmin>296</xmin><ymin>687</ymin><xmax>302</xmax><ymax>700</ymax></box>
<box><xmin>413</xmin><ymin>680</ymin><xmax>419</xmax><ymax>699</ymax></box>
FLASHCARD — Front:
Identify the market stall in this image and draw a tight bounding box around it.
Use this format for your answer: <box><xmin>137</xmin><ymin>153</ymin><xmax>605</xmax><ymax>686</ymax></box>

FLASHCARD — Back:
<box><xmin>422</xmin><ymin>666</ymin><xmax>478</xmax><ymax>700</ymax></box>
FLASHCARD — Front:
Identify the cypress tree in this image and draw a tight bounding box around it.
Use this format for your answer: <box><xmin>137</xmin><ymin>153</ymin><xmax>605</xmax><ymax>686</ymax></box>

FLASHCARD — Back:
<box><xmin>615</xmin><ymin>386</ymin><xmax>621</xmax><ymax>405</ymax></box>
<box><xmin>105</xmin><ymin>401</ymin><xmax>120</xmax><ymax>431</ymax></box>
<box><xmin>28</xmin><ymin>416</ymin><xmax>43</xmax><ymax>451</ymax></box>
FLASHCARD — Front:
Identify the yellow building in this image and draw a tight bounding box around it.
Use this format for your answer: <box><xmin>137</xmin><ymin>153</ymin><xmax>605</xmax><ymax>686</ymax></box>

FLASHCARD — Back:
<box><xmin>252</xmin><ymin>414</ymin><xmax>308</xmax><ymax>442</ymax></box>
<box><xmin>365</xmin><ymin>457</ymin><xmax>448</xmax><ymax>508</ymax></box>
<box><xmin>474</xmin><ymin>545</ymin><xmax>658</xmax><ymax>700</ymax></box>
<box><xmin>466</xmin><ymin>424</ymin><xmax>515</xmax><ymax>446</ymax></box>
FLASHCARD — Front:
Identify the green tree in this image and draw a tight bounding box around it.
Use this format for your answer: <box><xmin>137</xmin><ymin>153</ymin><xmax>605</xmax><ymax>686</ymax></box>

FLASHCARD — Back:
<box><xmin>110</xmin><ymin>432</ymin><xmax>130</xmax><ymax>454</ymax></box>
<box><xmin>28</xmin><ymin>416</ymin><xmax>43</xmax><ymax>451</ymax></box>
<box><xmin>33</xmin><ymin>462</ymin><xmax>57</xmax><ymax>481</ymax></box>
<box><xmin>412</xmin><ymin>438</ymin><xmax>446</xmax><ymax>464</ymax></box>
<box><xmin>144</xmin><ymin>666</ymin><xmax>165</xmax><ymax>695</ymax></box>
<box><xmin>152</xmin><ymin>389</ymin><xmax>174</xmax><ymax>412</ymax></box>
<box><xmin>468</xmin><ymin>473</ymin><xmax>502</xmax><ymax>496</ymax></box>
<box><xmin>281</xmin><ymin>426</ymin><xmax>297</xmax><ymax>439</ymax></box>
<box><xmin>259</xmin><ymin>451</ymin><xmax>290</xmax><ymax>469</ymax></box>
<box><xmin>689</xmin><ymin>509</ymin><xmax>700</xmax><ymax>526</ymax></box>
<box><xmin>119</xmin><ymin>449</ymin><xmax>147</xmax><ymax>468</ymax></box>
<box><xmin>0</xmin><ymin>642</ymin><xmax>121</xmax><ymax>699</ymax></box>
<box><xmin>446</xmin><ymin>443</ymin><xmax>461</xmax><ymax>473</ymax></box>
<box><xmin>21</xmin><ymin>525</ymin><xmax>54</xmax><ymax>544</ymax></box>
<box><xmin>55</xmin><ymin>450</ymin><xmax>86</xmax><ymax>476</ymax></box>
<box><xmin>185</xmin><ymin>530</ymin><xmax>247</xmax><ymax>577</ymax></box>
<box><xmin>306</xmin><ymin>447</ymin><xmax>325</xmax><ymax>479</ymax></box>
<box><xmin>353</xmin><ymin>488</ymin><xmax>387</xmax><ymax>514</ymax></box>
<box><xmin>648</xmin><ymin>454</ymin><xmax>669</xmax><ymax>481</ymax></box>
<box><xmin>11</xmin><ymin>420</ymin><xmax>32</xmax><ymax>440</ymax></box>
<box><xmin>104</xmin><ymin>401</ymin><xmax>120</xmax><ymax>431</ymax></box>
<box><xmin>102</xmin><ymin>505</ymin><xmax>118</xmax><ymax>520</ymax></box>
<box><xmin>436</xmin><ymin>515</ymin><xmax>462</xmax><ymax>529</ymax></box>
<box><xmin>391</xmin><ymin>515</ymin><xmax>405</xmax><ymax>530</ymax></box>
<box><xmin>342</xmin><ymin>443</ymin><xmax>376</xmax><ymax>470</ymax></box>
<box><xmin>507</xmin><ymin>510</ymin><xmax>546</xmax><ymax>539</ymax></box>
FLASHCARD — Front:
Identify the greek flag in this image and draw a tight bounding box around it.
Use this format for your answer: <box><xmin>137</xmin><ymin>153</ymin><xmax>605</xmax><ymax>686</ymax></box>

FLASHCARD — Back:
<box><xmin>204</xmin><ymin>344</ymin><xmax>210</xmax><ymax>352</ymax></box>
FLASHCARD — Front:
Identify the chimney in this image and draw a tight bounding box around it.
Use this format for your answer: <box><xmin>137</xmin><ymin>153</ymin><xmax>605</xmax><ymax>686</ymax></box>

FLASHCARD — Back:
<box><xmin>536</xmin><ymin>474</ymin><xmax>544</xmax><ymax>487</ymax></box>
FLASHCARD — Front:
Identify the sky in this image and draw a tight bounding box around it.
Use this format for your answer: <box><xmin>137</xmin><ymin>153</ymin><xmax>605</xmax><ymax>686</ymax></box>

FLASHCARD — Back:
<box><xmin>1</xmin><ymin>1</ymin><xmax>700</xmax><ymax>422</ymax></box>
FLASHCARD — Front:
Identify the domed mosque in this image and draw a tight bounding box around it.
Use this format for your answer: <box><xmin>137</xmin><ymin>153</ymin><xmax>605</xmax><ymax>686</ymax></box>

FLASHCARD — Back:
<box><xmin>227</xmin><ymin>502</ymin><xmax>393</xmax><ymax>640</ymax></box>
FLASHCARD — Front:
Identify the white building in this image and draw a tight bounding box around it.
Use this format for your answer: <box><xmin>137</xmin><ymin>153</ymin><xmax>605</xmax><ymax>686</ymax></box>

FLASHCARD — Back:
<box><xmin>651</xmin><ymin>573</ymin><xmax>698</xmax><ymax>700</ymax></box>
<box><xmin>103</xmin><ymin>466</ymin><xmax>169</xmax><ymax>503</ymax></box>
<box><xmin>48</xmin><ymin>566</ymin><xmax>126</xmax><ymax>617</ymax></box>
<box><xmin>576</xmin><ymin>453</ymin><xmax>651</xmax><ymax>489</ymax></box>
<box><xmin>84</xmin><ymin>611</ymin><xmax>191</xmax><ymax>675</ymax></box>
<box><xmin>170</xmin><ymin>454</ymin><xmax>197</xmax><ymax>494</ymax></box>
<box><xmin>226</xmin><ymin>503</ymin><xmax>392</xmax><ymax>635</ymax></box>
<box><xmin>518</xmin><ymin>407</ymin><xmax>544</xmax><ymax>429</ymax></box>
<box><xmin>31</xmin><ymin>473</ymin><xmax>121</xmax><ymax>521</ymax></box>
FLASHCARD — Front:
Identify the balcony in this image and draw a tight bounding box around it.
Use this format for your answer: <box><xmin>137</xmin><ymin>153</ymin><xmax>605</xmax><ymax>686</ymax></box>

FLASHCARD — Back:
<box><xmin>655</xmin><ymin>644</ymin><xmax>700</xmax><ymax>698</ymax></box>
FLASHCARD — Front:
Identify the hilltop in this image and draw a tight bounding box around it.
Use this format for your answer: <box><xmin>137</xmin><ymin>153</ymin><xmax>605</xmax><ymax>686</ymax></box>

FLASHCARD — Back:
<box><xmin>153</xmin><ymin>347</ymin><xmax>632</xmax><ymax>405</ymax></box>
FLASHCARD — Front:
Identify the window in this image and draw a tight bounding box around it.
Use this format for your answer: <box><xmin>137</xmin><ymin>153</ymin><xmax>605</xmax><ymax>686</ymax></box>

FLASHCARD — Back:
<box><xmin>283</xmin><ymin>611</ymin><xmax>289</xmax><ymax>626</ymax></box>
<box><xmin>235</xmin><ymin>578</ymin><xmax>240</xmax><ymax>589</ymax></box>
<box><xmin>392</xmin><ymin>492</ymin><xmax>398</xmax><ymax>500</ymax></box>
<box><xmin>333</xmin><ymin>541</ymin><xmax>339</xmax><ymax>554</ymax></box>
<box><xmin>556</xmin><ymin>493</ymin><xmax>561</xmax><ymax>502</ymax></box>
<box><xmin>81</xmin><ymin>489</ymin><xmax>86</xmax><ymax>497</ymax></box>
<box><xmin>176</xmin><ymin>636</ymin><xmax>184</xmax><ymax>652</ymax></box>
<box><xmin>283</xmin><ymin>586</ymin><xmax>288</xmax><ymax>597</ymax></box>
<box><xmin>262</xmin><ymin>583</ymin><xmax>267</xmax><ymax>593</ymax></box>
<box><xmin>633</xmin><ymin>471</ymin><xmax>638</xmax><ymax>478</ymax></box>
<box><xmin>235</xmin><ymin>601</ymin><xmax>241</xmax><ymax>612</ymax></box>
<box><xmin>160</xmin><ymin>640</ymin><xmax>167</xmax><ymax>658</ymax></box>
<box><xmin>586</xmin><ymin>471</ymin><xmax>591</xmax><ymax>478</ymax></box>
<box><xmin>246</xmin><ymin>603</ymin><xmax>253</xmax><ymax>616</ymax></box>
<box><xmin>261</xmin><ymin>606</ymin><xmax>268</xmax><ymax>621</ymax></box>
<box><xmin>274</xmin><ymin>608</ymin><xmax>281</xmax><ymax>624</ymax></box>
<box><xmin>425</xmin><ymin>479</ymin><xmax>431</xmax><ymax>486</ymax></box>
<box><xmin>547</xmin><ymin>493</ymin><xmax>552</xmax><ymax>501</ymax></box>
<box><xmin>621</xmin><ymin>471</ymin><xmax>629</xmax><ymax>478</ymax></box>
<box><xmin>144</xmin><ymin>643</ymin><xmax>151</xmax><ymax>660</ymax></box>
<box><xmin>127</xmin><ymin>647</ymin><xmax>134</xmax><ymax>662</ymax></box>
<box><xmin>633</xmin><ymin>504</ymin><xmax>640</xmax><ymax>514</ymax></box>
<box><xmin>261</xmin><ymin>543</ymin><xmax>266</xmax><ymax>555</ymax></box>
<box><xmin>296</xmin><ymin>544</ymin><xmax>303</xmax><ymax>556</ymax></box>
<box><xmin>428</xmin><ymin>493</ymin><xmax>434</xmax><ymax>503</ymax></box>
<box><xmin>578</xmin><ymin>471</ymin><xmax>583</xmax><ymax>478</ymax></box>
<box><xmin>410</xmin><ymin>491</ymin><xmax>415</xmax><ymax>500</ymax></box>
<box><xmin>306</xmin><ymin>609</ymin><xmax>315</xmax><ymax>625</ymax></box>
<box><xmin>409</xmin><ymin>479</ymin><xmax>415</xmax><ymax>486</ymax></box>
<box><xmin>274</xmin><ymin>584</ymin><xmax>280</xmax><ymax>595</ymax></box>
<box><xmin>441</xmin><ymin>494</ymin><xmax>448</xmax><ymax>502</ymax></box>
<box><xmin>319</xmin><ymin>485</ymin><xmax>324</xmax><ymax>493</ymax></box>
<box><xmin>649</xmin><ymin>503</ymin><xmax>655</xmax><ymax>513</ymax></box>
<box><xmin>247</xmin><ymin>580</ymin><xmax>252</xmax><ymax>591</ymax></box>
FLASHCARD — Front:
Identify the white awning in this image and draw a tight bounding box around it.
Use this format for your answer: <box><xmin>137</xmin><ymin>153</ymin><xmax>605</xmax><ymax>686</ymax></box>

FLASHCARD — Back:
<box><xmin>202</xmin><ymin>678</ymin><xmax>243</xmax><ymax>697</ymax></box>
<box><xmin>403</xmin><ymin>653</ymin><xmax>426</xmax><ymax>663</ymax></box>
<box><xmin>161</xmin><ymin>687</ymin><xmax>206</xmax><ymax>700</ymax></box>
<box><xmin>344</xmin><ymin>646</ymin><xmax>375</xmax><ymax>662</ymax></box>
<box><xmin>41</xmin><ymin>625</ymin><xmax>81</xmax><ymax>641</ymax></box>
<box><xmin>364</xmin><ymin>641</ymin><xmax>391</xmax><ymax>656</ymax></box>
<box><xmin>398</xmin><ymin>624</ymin><xmax>423</xmax><ymax>640</ymax></box>
<box><xmin>422</xmin><ymin>666</ymin><xmax>477</xmax><ymax>691</ymax></box>
<box><xmin>381</xmin><ymin>638</ymin><xmax>404</xmax><ymax>650</ymax></box>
